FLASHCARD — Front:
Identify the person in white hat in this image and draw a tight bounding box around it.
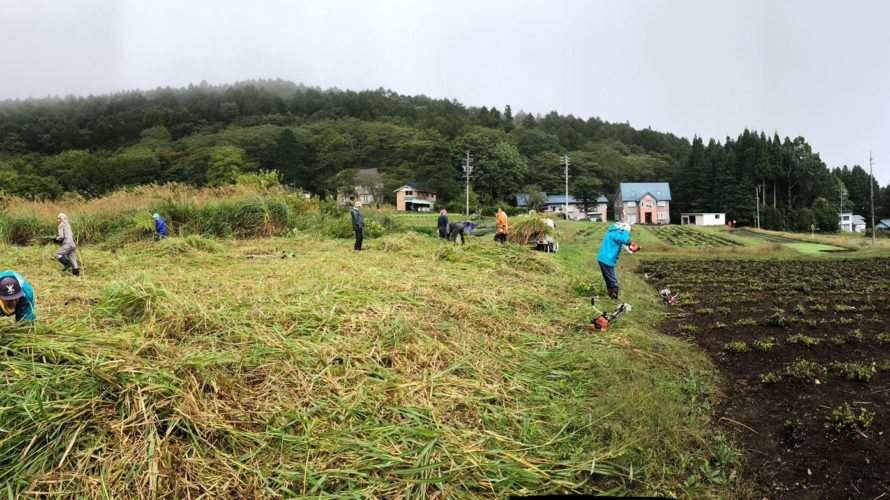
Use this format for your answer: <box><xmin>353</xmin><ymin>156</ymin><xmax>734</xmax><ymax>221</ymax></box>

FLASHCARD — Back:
<box><xmin>53</xmin><ymin>213</ymin><xmax>80</xmax><ymax>276</ymax></box>
<box><xmin>595</xmin><ymin>221</ymin><xmax>639</xmax><ymax>300</ymax></box>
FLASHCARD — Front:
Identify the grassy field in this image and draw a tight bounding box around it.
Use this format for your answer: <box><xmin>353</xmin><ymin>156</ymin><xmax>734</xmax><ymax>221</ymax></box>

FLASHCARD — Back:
<box><xmin>0</xmin><ymin>218</ymin><xmax>736</xmax><ymax>497</ymax></box>
<box><xmin>2</xmin><ymin>200</ymin><xmax>887</xmax><ymax>497</ymax></box>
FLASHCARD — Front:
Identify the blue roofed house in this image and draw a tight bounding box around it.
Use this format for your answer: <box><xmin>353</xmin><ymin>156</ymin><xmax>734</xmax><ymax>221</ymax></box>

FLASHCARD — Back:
<box><xmin>515</xmin><ymin>193</ymin><xmax>609</xmax><ymax>220</ymax></box>
<box><xmin>615</xmin><ymin>182</ymin><xmax>671</xmax><ymax>224</ymax></box>
<box><xmin>877</xmin><ymin>218</ymin><xmax>890</xmax><ymax>232</ymax></box>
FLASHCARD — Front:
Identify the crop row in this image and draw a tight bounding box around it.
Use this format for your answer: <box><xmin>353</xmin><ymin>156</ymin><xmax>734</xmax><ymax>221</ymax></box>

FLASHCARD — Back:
<box><xmin>647</xmin><ymin>226</ymin><xmax>740</xmax><ymax>247</ymax></box>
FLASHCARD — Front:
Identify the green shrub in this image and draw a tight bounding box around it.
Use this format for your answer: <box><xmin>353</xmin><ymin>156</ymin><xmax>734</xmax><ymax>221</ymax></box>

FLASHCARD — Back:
<box><xmin>722</xmin><ymin>341</ymin><xmax>749</xmax><ymax>353</ymax></box>
<box><xmin>829</xmin><ymin>362</ymin><xmax>873</xmax><ymax>381</ymax></box>
<box><xmin>785</xmin><ymin>359</ymin><xmax>826</xmax><ymax>381</ymax></box>
<box><xmin>824</xmin><ymin>403</ymin><xmax>874</xmax><ymax>433</ymax></box>
<box><xmin>877</xmin><ymin>333</ymin><xmax>890</xmax><ymax>344</ymax></box>
<box><xmin>752</xmin><ymin>337</ymin><xmax>777</xmax><ymax>351</ymax></box>
<box><xmin>788</xmin><ymin>334</ymin><xmax>820</xmax><ymax>347</ymax></box>
<box><xmin>678</xmin><ymin>324</ymin><xmax>697</xmax><ymax>334</ymax></box>
<box><xmin>760</xmin><ymin>372</ymin><xmax>782</xmax><ymax>384</ymax></box>
<box><xmin>734</xmin><ymin>318</ymin><xmax>756</xmax><ymax>326</ymax></box>
<box><xmin>767</xmin><ymin>310</ymin><xmax>788</xmax><ymax>328</ymax></box>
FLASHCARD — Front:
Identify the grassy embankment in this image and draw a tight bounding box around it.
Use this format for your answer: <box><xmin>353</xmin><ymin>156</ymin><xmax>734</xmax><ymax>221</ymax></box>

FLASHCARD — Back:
<box><xmin>0</xmin><ymin>191</ymin><xmax>737</xmax><ymax>497</ymax></box>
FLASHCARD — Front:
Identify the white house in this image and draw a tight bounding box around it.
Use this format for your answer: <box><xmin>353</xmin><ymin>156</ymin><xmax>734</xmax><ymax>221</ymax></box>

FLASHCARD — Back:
<box><xmin>877</xmin><ymin>218</ymin><xmax>890</xmax><ymax>232</ymax></box>
<box><xmin>681</xmin><ymin>212</ymin><xmax>725</xmax><ymax>226</ymax></box>
<box><xmin>839</xmin><ymin>213</ymin><xmax>866</xmax><ymax>232</ymax></box>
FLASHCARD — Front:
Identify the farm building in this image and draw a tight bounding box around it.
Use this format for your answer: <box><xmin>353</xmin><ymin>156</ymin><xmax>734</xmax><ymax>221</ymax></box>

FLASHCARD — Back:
<box><xmin>680</xmin><ymin>212</ymin><xmax>725</xmax><ymax>226</ymax></box>
<box><xmin>614</xmin><ymin>183</ymin><xmax>671</xmax><ymax>224</ymax></box>
<box><xmin>877</xmin><ymin>218</ymin><xmax>890</xmax><ymax>232</ymax></box>
<box><xmin>839</xmin><ymin>213</ymin><xmax>866</xmax><ymax>232</ymax></box>
<box><xmin>515</xmin><ymin>193</ymin><xmax>589</xmax><ymax>220</ymax></box>
<box><xmin>393</xmin><ymin>183</ymin><xmax>437</xmax><ymax>212</ymax></box>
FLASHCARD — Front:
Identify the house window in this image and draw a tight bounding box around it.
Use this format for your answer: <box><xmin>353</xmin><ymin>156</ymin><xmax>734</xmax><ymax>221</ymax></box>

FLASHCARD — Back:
<box><xmin>626</xmin><ymin>201</ymin><xmax>635</xmax><ymax>207</ymax></box>
<box><xmin>714</xmin><ymin>214</ymin><xmax>720</xmax><ymax>219</ymax></box>
<box><xmin>657</xmin><ymin>201</ymin><xmax>666</xmax><ymax>207</ymax></box>
<box><xmin>657</xmin><ymin>212</ymin><xmax>667</xmax><ymax>221</ymax></box>
<box><xmin>642</xmin><ymin>201</ymin><xmax>654</xmax><ymax>208</ymax></box>
<box><xmin>405</xmin><ymin>190</ymin><xmax>413</xmax><ymax>195</ymax></box>
<box><xmin>362</xmin><ymin>195</ymin><xmax>372</xmax><ymax>204</ymax></box>
<box><xmin>628</xmin><ymin>215</ymin><xmax>638</xmax><ymax>224</ymax></box>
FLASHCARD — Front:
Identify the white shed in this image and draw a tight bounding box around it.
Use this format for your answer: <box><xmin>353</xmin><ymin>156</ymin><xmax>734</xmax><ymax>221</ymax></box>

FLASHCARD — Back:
<box><xmin>681</xmin><ymin>212</ymin><xmax>725</xmax><ymax>226</ymax></box>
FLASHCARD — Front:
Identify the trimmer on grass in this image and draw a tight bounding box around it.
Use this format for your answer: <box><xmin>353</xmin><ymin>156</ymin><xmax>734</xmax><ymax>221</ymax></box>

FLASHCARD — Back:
<box><xmin>589</xmin><ymin>297</ymin><xmax>632</xmax><ymax>331</ymax></box>
<box><xmin>659</xmin><ymin>288</ymin><xmax>680</xmax><ymax>306</ymax></box>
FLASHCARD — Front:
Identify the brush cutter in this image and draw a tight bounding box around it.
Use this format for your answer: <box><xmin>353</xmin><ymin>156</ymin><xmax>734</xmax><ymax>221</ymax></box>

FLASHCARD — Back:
<box><xmin>659</xmin><ymin>288</ymin><xmax>680</xmax><ymax>306</ymax></box>
<box><xmin>589</xmin><ymin>297</ymin><xmax>632</xmax><ymax>331</ymax></box>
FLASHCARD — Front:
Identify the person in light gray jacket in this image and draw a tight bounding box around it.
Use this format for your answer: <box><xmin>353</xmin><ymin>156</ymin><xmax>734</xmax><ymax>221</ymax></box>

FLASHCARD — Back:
<box><xmin>53</xmin><ymin>213</ymin><xmax>80</xmax><ymax>276</ymax></box>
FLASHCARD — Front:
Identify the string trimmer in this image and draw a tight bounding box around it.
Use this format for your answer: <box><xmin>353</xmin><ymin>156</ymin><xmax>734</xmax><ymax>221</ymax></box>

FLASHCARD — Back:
<box><xmin>659</xmin><ymin>288</ymin><xmax>680</xmax><ymax>306</ymax></box>
<box><xmin>589</xmin><ymin>298</ymin><xmax>632</xmax><ymax>331</ymax></box>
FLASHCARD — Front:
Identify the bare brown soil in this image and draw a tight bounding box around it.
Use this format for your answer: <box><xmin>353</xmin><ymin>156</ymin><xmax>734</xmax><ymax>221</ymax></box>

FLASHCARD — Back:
<box><xmin>642</xmin><ymin>258</ymin><xmax>890</xmax><ymax>498</ymax></box>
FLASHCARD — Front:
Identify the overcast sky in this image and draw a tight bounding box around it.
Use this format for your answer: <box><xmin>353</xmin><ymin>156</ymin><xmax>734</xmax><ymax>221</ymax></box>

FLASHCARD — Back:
<box><xmin>2</xmin><ymin>0</ymin><xmax>889</xmax><ymax>182</ymax></box>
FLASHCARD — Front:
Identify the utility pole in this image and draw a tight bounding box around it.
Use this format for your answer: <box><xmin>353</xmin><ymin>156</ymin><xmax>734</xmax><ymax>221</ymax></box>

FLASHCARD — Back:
<box><xmin>560</xmin><ymin>155</ymin><xmax>570</xmax><ymax>220</ymax></box>
<box><xmin>755</xmin><ymin>184</ymin><xmax>761</xmax><ymax>229</ymax></box>
<box><xmin>462</xmin><ymin>150</ymin><xmax>473</xmax><ymax>219</ymax></box>
<box><xmin>870</xmin><ymin>150</ymin><xmax>876</xmax><ymax>245</ymax></box>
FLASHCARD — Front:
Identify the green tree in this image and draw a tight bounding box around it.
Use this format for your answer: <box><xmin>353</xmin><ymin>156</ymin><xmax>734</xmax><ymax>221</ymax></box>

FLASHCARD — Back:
<box><xmin>520</xmin><ymin>186</ymin><xmax>546</xmax><ymax>212</ymax></box>
<box><xmin>570</xmin><ymin>176</ymin><xmax>603</xmax><ymax>213</ymax></box>
<box><xmin>811</xmin><ymin>197</ymin><xmax>839</xmax><ymax>232</ymax></box>
<box><xmin>206</xmin><ymin>145</ymin><xmax>244</xmax><ymax>186</ymax></box>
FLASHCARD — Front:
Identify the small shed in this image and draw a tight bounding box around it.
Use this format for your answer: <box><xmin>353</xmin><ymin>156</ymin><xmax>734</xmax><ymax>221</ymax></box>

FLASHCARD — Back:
<box><xmin>681</xmin><ymin>212</ymin><xmax>725</xmax><ymax>226</ymax></box>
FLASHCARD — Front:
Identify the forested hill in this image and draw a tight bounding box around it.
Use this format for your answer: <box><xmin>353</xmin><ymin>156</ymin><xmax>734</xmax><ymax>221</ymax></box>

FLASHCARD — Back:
<box><xmin>1</xmin><ymin>78</ymin><xmax>888</xmax><ymax>227</ymax></box>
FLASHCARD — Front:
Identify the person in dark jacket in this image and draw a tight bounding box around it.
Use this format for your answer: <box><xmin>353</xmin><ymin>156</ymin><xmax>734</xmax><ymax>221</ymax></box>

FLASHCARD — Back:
<box><xmin>152</xmin><ymin>212</ymin><xmax>168</xmax><ymax>240</ymax></box>
<box><xmin>0</xmin><ymin>271</ymin><xmax>35</xmax><ymax>322</ymax></box>
<box><xmin>437</xmin><ymin>209</ymin><xmax>449</xmax><ymax>239</ymax></box>
<box><xmin>448</xmin><ymin>220</ymin><xmax>467</xmax><ymax>245</ymax></box>
<box><xmin>351</xmin><ymin>200</ymin><xmax>364</xmax><ymax>251</ymax></box>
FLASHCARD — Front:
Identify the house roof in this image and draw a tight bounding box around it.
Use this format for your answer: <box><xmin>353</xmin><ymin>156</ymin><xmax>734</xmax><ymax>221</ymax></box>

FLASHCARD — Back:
<box><xmin>515</xmin><ymin>193</ymin><xmax>585</xmax><ymax>206</ymax></box>
<box><xmin>618</xmin><ymin>182</ymin><xmax>671</xmax><ymax>202</ymax></box>
<box><xmin>851</xmin><ymin>215</ymin><xmax>867</xmax><ymax>225</ymax></box>
<box><xmin>597</xmin><ymin>195</ymin><xmax>608</xmax><ymax>203</ymax></box>
<box><xmin>878</xmin><ymin>218</ymin><xmax>890</xmax><ymax>228</ymax></box>
<box><xmin>544</xmin><ymin>194</ymin><xmax>581</xmax><ymax>205</ymax></box>
<box><xmin>394</xmin><ymin>182</ymin><xmax>434</xmax><ymax>193</ymax></box>
<box><xmin>357</xmin><ymin>168</ymin><xmax>379</xmax><ymax>175</ymax></box>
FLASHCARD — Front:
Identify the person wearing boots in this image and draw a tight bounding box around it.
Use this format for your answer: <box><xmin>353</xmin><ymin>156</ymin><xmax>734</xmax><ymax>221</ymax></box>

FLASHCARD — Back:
<box><xmin>350</xmin><ymin>199</ymin><xmax>364</xmax><ymax>251</ymax></box>
<box><xmin>53</xmin><ymin>213</ymin><xmax>80</xmax><ymax>276</ymax></box>
<box><xmin>0</xmin><ymin>270</ymin><xmax>35</xmax><ymax>322</ymax></box>
<box><xmin>596</xmin><ymin>222</ymin><xmax>637</xmax><ymax>300</ymax></box>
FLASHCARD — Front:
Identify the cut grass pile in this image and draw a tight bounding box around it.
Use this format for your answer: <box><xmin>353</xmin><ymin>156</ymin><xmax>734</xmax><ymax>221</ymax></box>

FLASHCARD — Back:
<box><xmin>0</xmin><ymin>224</ymin><xmax>729</xmax><ymax>497</ymax></box>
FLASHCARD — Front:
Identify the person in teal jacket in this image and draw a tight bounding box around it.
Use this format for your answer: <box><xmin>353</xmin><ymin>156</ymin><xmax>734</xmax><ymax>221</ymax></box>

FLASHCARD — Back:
<box><xmin>596</xmin><ymin>222</ymin><xmax>638</xmax><ymax>300</ymax></box>
<box><xmin>0</xmin><ymin>270</ymin><xmax>35</xmax><ymax>322</ymax></box>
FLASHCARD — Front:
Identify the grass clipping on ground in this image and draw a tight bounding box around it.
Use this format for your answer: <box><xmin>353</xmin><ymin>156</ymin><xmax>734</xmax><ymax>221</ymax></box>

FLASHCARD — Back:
<box><xmin>0</xmin><ymin>231</ymin><xmax>720</xmax><ymax>497</ymax></box>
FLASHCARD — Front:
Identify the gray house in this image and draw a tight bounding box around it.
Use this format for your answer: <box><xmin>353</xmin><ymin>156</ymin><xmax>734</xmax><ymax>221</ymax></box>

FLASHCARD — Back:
<box><xmin>614</xmin><ymin>182</ymin><xmax>671</xmax><ymax>224</ymax></box>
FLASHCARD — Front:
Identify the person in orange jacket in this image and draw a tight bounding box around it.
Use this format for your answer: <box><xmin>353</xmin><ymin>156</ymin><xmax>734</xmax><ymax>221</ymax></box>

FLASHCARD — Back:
<box><xmin>495</xmin><ymin>207</ymin><xmax>508</xmax><ymax>243</ymax></box>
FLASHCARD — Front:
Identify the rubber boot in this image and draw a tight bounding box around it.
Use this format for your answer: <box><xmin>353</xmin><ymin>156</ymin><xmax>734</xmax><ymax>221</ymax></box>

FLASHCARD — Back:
<box><xmin>607</xmin><ymin>287</ymin><xmax>619</xmax><ymax>300</ymax></box>
<box><xmin>72</xmin><ymin>268</ymin><xmax>80</xmax><ymax>276</ymax></box>
<box><xmin>57</xmin><ymin>255</ymin><xmax>72</xmax><ymax>271</ymax></box>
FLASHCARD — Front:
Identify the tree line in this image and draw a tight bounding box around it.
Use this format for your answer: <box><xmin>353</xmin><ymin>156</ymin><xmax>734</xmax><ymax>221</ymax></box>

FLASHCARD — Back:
<box><xmin>1</xmin><ymin>78</ymin><xmax>888</xmax><ymax>229</ymax></box>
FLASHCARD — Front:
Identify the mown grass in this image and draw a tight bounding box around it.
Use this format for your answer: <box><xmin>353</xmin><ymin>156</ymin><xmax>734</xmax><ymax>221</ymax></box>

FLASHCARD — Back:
<box><xmin>0</xmin><ymin>219</ymin><xmax>735</xmax><ymax>497</ymax></box>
